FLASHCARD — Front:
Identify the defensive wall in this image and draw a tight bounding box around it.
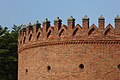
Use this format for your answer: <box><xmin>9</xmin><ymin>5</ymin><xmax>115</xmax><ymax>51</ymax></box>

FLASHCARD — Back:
<box><xmin>18</xmin><ymin>15</ymin><xmax>120</xmax><ymax>80</ymax></box>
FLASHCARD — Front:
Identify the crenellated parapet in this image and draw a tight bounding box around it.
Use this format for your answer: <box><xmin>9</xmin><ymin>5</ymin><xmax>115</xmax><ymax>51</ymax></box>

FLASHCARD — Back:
<box><xmin>18</xmin><ymin>15</ymin><xmax>120</xmax><ymax>52</ymax></box>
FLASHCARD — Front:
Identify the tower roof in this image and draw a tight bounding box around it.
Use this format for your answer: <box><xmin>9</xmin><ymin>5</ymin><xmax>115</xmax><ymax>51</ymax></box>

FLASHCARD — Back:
<box><xmin>82</xmin><ymin>15</ymin><xmax>89</xmax><ymax>20</ymax></box>
<box><xmin>67</xmin><ymin>16</ymin><xmax>75</xmax><ymax>21</ymax></box>
<box><xmin>54</xmin><ymin>17</ymin><xmax>62</xmax><ymax>22</ymax></box>
<box><xmin>99</xmin><ymin>15</ymin><xmax>105</xmax><ymax>20</ymax></box>
<box><xmin>43</xmin><ymin>18</ymin><xmax>50</xmax><ymax>23</ymax></box>
<box><xmin>115</xmin><ymin>15</ymin><xmax>120</xmax><ymax>20</ymax></box>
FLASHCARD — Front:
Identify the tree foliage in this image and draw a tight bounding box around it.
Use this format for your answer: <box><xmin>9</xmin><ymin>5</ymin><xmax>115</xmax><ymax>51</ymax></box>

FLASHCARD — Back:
<box><xmin>0</xmin><ymin>25</ymin><xmax>21</xmax><ymax>80</ymax></box>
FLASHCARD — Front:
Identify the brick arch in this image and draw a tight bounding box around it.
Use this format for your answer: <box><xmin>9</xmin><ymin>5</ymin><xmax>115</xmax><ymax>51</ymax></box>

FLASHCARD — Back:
<box><xmin>47</xmin><ymin>27</ymin><xmax>54</xmax><ymax>38</ymax></box>
<box><xmin>88</xmin><ymin>24</ymin><xmax>98</xmax><ymax>36</ymax></box>
<box><xmin>29</xmin><ymin>34</ymin><xmax>32</xmax><ymax>41</ymax></box>
<box><xmin>72</xmin><ymin>24</ymin><xmax>82</xmax><ymax>36</ymax></box>
<box><xmin>104</xmin><ymin>28</ymin><xmax>111</xmax><ymax>35</ymax></box>
<box><xmin>36</xmin><ymin>28</ymin><xmax>42</xmax><ymax>40</ymax></box>
<box><xmin>73</xmin><ymin>28</ymin><xmax>78</xmax><ymax>36</ymax></box>
<box><xmin>37</xmin><ymin>32</ymin><xmax>41</xmax><ymax>39</ymax></box>
<box><xmin>47</xmin><ymin>30</ymin><xmax>52</xmax><ymax>38</ymax></box>
<box><xmin>58</xmin><ymin>25</ymin><xmax>67</xmax><ymax>37</ymax></box>
<box><xmin>88</xmin><ymin>28</ymin><xmax>95</xmax><ymax>35</ymax></box>
<box><xmin>23</xmin><ymin>36</ymin><xmax>26</xmax><ymax>44</ymax></box>
<box><xmin>59</xmin><ymin>29</ymin><xmax>64</xmax><ymax>37</ymax></box>
<box><xmin>103</xmin><ymin>24</ymin><xmax>114</xmax><ymax>36</ymax></box>
<box><xmin>28</xmin><ymin>28</ymin><xmax>33</xmax><ymax>35</ymax></box>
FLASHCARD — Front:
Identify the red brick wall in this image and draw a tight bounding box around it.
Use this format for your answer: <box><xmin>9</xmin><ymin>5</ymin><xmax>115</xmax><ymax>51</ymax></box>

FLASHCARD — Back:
<box><xmin>18</xmin><ymin>16</ymin><xmax>120</xmax><ymax>80</ymax></box>
<box><xmin>18</xmin><ymin>43</ymin><xmax>120</xmax><ymax>80</ymax></box>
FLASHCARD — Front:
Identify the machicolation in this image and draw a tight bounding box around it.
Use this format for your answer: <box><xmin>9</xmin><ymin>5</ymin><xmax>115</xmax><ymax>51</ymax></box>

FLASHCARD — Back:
<box><xmin>18</xmin><ymin>15</ymin><xmax>120</xmax><ymax>80</ymax></box>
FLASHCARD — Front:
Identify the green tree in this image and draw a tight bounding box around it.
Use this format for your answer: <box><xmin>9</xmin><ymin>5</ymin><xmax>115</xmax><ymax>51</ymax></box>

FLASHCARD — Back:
<box><xmin>0</xmin><ymin>25</ymin><xmax>7</xmax><ymax>36</ymax></box>
<box><xmin>0</xmin><ymin>25</ymin><xmax>21</xmax><ymax>80</ymax></box>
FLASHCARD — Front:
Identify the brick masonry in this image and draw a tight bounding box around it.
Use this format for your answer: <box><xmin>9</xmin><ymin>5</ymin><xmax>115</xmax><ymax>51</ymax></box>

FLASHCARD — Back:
<box><xmin>18</xmin><ymin>15</ymin><xmax>120</xmax><ymax>80</ymax></box>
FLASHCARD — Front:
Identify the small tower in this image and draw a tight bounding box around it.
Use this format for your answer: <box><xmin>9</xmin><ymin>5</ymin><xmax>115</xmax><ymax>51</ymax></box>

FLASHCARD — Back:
<box><xmin>42</xmin><ymin>18</ymin><xmax>50</xmax><ymax>32</ymax></box>
<box><xmin>98</xmin><ymin>15</ymin><xmax>105</xmax><ymax>30</ymax></box>
<box><xmin>82</xmin><ymin>15</ymin><xmax>89</xmax><ymax>29</ymax></box>
<box><xmin>35</xmin><ymin>20</ymin><xmax>41</xmax><ymax>27</ymax></box>
<box><xmin>54</xmin><ymin>17</ymin><xmax>62</xmax><ymax>31</ymax></box>
<box><xmin>21</xmin><ymin>25</ymin><xmax>27</xmax><ymax>35</ymax></box>
<box><xmin>67</xmin><ymin>16</ymin><xmax>75</xmax><ymax>29</ymax></box>
<box><xmin>27</xmin><ymin>23</ymin><xmax>33</xmax><ymax>35</ymax></box>
<box><xmin>34</xmin><ymin>20</ymin><xmax>41</xmax><ymax>32</ymax></box>
<box><xmin>115</xmin><ymin>15</ymin><xmax>120</xmax><ymax>34</ymax></box>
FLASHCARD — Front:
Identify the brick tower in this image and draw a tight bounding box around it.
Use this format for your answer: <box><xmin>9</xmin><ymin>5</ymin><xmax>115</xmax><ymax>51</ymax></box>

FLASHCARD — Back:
<box><xmin>18</xmin><ymin>15</ymin><xmax>120</xmax><ymax>80</ymax></box>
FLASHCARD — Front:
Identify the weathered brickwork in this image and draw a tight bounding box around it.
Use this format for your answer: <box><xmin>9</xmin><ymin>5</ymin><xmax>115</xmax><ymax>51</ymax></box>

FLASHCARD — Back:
<box><xmin>18</xmin><ymin>15</ymin><xmax>120</xmax><ymax>80</ymax></box>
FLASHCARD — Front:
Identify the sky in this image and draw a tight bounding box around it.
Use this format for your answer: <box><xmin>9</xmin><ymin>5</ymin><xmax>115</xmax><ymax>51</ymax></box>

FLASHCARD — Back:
<box><xmin>0</xmin><ymin>0</ymin><xmax>120</xmax><ymax>29</ymax></box>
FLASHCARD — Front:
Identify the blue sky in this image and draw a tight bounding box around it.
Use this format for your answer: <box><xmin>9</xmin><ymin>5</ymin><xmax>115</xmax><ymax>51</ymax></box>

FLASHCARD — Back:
<box><xmin>0</xmin><ymin>0</ymin><xmax>120</xmax><ymax>29</ymax></box>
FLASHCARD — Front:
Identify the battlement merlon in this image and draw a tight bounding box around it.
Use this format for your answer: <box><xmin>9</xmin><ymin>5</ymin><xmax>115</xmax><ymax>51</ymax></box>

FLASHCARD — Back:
<box><xmin>18</xmin><ymin>15</ymin><xmax>120</xmax><ymax>46</ymax></box>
